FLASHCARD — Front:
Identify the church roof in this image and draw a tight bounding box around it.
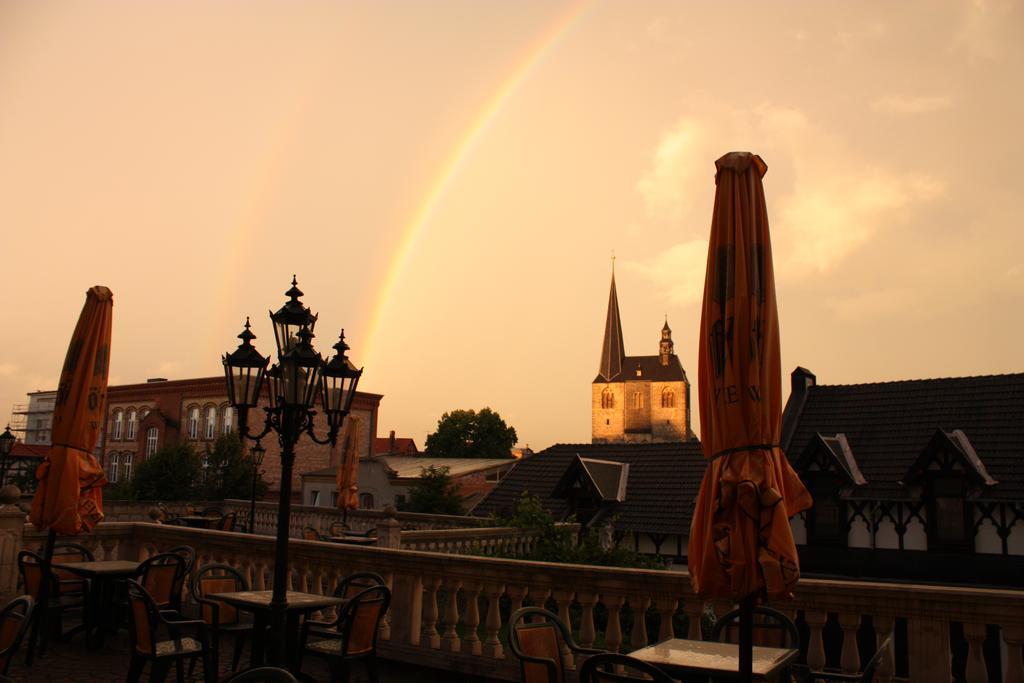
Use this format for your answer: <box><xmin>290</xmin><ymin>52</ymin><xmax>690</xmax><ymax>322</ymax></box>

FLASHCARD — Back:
<box><xmin>782</xmin><ymin>371</ymin><xmax>1024</xmax><ymax>501</ymax></box>
<box><xmin>473</xmin><ymin>441</ymin><xmax>707</xmax><ymax>536</ymax></box>
<box><xmin>593</xmin><ymin>355</ymin><xmax>688</xmax><ymax>384</ymax></box>
<box><xmin>597</xmin><ymin>273</ymin><xmax>625</xmax><ymax>382</ymax></box>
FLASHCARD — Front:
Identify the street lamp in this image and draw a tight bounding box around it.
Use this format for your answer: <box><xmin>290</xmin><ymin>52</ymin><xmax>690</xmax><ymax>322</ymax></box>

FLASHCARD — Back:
<box><xmin>248</xmin><ymin>440</ymin><xmax>266</xmax><ymax>534</ymax></box>
<box><xmin>0</xmin><ymin>426</ymin><xmax>15</xmax><ymax>488</ymax></box>
<box><xmin>222</xmin><ymin>276</ymin><xmax>362</xmax><ymax>665</ymax></box>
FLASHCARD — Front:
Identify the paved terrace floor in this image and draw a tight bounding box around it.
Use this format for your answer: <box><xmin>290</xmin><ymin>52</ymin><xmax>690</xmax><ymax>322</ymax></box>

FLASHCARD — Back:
<box><xmin>5</xmin><ymin>631</ymin><xmax>498</xmax><ymax>683</ymax></box>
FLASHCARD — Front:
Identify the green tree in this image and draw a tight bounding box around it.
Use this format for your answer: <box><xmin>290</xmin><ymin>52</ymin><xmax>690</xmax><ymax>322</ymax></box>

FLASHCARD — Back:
<box><xmin>194</xmin><ymin>433</ymin><xmax>266</xmax><ymax>501</ymax></box>
<box><xmin>132</xmin><ymin>441</ymin><xmax>201</xmax><ymax>501</ymax></box>
<box><xmin>424</xmin><ymin>408</ymin><xmax>517</xmax><ymax>459</ymax></box>
<box><xmin>399</xmin><ymin>465</ymin><xmax>467</xmax><ymax>515</ymax></box>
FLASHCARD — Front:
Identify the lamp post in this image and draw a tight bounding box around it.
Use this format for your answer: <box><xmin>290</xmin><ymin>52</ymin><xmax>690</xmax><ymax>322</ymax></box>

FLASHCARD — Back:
<box><xmin>0</xmin><ymin>426</ymin><xmax>15</xmax><ymax>488</ymax></box>
<box><xmin>222</xmin><ymin>276</ymin><xmax>362</xmax><ymax>665</ymax></box>
<box><xmin>248</xmin><ymin>440</ymin><xmax>266</xmax><ymax>534</ymax></box>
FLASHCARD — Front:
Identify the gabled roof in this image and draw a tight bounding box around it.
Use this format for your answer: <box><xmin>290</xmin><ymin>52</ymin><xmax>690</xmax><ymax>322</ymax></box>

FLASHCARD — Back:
<box><xmin>796</xmin><ymin>433</ymin><xmax>866</xmax><ymax>486</ymax></box>
<box><xmin>10</xmin><ymin>442</ymin><xmax>49</xmax><ymax>459</ymax></box>
<box><xmin>902</xmin><ymin>429</ymin><xmax>998</xmax><ymax>487</ymax></box>
<box><xmin>373</xmin><ymin>437</ymin><xmax>419</xmax><ymax>456</ymax></box>
<box><xmin>553</xmin><ymin>456</ymin><xmax>629</xmax><ymax>503</ymax></box>
<box><xmin>473</xmin><ymin>441</ymin><xmax>707</xmax><ymax>536</ymax></box>
<box><xmin>593</xmin><ymin>355</ymin><xmax>688</xmax><ymax>384</ymax></box>
<box><xmin>783</xmin><ymin>372</ymin><xmax>1024</xmax><ymax>501</ymax></box>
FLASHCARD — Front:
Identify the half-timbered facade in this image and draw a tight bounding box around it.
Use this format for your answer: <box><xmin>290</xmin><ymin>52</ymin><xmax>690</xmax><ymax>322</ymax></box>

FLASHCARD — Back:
<box><xmin>781</xmin><ymin>367</ymin><xmax>1024</xmax><ymax>586</ymax></box>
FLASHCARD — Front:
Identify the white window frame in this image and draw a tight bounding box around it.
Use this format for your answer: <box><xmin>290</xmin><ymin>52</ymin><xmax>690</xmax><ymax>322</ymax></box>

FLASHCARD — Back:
<box><xmin>146</xmin><ymin>428</ymin><xmax>159</xmax><ymax>456</ymax></box>
<box><xmin>222</xmin><ymin>406</ymin><xmax>234</xmax><ymax>434</ymax></box>
<box><xmin>205</xmin><ymin>406</ymin><xmax>217</xmax><ymax>440</ymax></box>
<box><xmin>122</xmin><ymin>452</ymin><xmax>133</xmax><ymax>481</ymax></box>
<box><xmin>126</xmin><ymin>409</ymin><xmax>137</xmax><ymax>440</ymax></box>
<box><xmin>188</xmin><ymin>407</ymin><xmax>199</xmax><ymax>440</ymax></box>
<box><xmin>112</xmin><ymin>411</ymin><xmax>123</xmax><ymax>440</ymax></box>
<box><xmin>109</xmin><ymin>453</ymin><xmax>120</xmax><ymax>483</ymax></box>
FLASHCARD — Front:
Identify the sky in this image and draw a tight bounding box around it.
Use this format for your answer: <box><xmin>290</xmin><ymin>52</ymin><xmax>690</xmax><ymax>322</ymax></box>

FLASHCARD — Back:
<box><xmin>1</xmin><ymin>1</ymin><xmax>1022</xmax><ymax>451</ymax></box>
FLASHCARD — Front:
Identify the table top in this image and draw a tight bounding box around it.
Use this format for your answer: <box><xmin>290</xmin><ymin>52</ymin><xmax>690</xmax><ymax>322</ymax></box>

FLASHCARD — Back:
<box><xmin>52</xmin><ymin>560</ymin><xmax>141</xmax><ymax>577</ymax></box>
<box><xmin>325</xmin><ymin>535</ymin><xmax>376</xmax><ymax>545</ymax></box>
<box><xmin>629</xmin><ymin>638</ymin><xmax>799</xmax><ymax>679</ymax></box>
<box><xmin>209</xmin><ymin>590</ymin><xmax>347</xmax><ymax>613</ymax></box>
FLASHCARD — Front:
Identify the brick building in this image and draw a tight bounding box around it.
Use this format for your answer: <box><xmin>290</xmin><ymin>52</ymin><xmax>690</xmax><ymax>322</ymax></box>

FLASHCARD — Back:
<box><xmin>100</xmin><ymin>376</ymin><xmax>382</xmax><ymax>498</ymax></box>
<box><xmin>591</xmin><ymin>270</ymin><xmax>693</xmax><ymax>443</ymax></box>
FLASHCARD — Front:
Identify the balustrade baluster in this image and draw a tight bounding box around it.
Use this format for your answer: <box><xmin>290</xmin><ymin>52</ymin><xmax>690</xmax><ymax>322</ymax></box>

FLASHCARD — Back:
<box><xmin>874</xmin><ymin>616</ymin><xmax>897</xmax><ymax>683</ymax></box>
<box><xmin>631</xmin><ymin>596</ymin><xmax>651</xmax><ymax>649</ymax></box>
<box><xmin>1003</xmin><ymin>625</ymin><xmax>1024</xmax><ymax>683</ymax></box>
<box><xmin>683</xmin><ymin>599</ymin><xmax>702</xmax><ymax>641</ymax></box>
<box><xmin>838</xmin><ymin>612</ymin><xmax>861</xmax><ymax>673</ymax></box>
<box><xmin>577</xmin><ymin>591</ymin><xmax>597</xmax><ymax>649</ymax></box>
<box><xmin>604</xmin><ymin>594</ymin><xmax>624</xmax><ymax>654</ymax></box>
<box><xmin>655</xmin><ymin>596</ymin><xmax>677</xmax><ymax>642</ymax></box>
<box><xmin>805</xmin><ymin>611</ymin><xmax>828</xmax><ymax>672</ymax></box>
<box><xmin>506</xmin><ymin>585</ymin><xmax>528</xmax><ymax>617</ymax></box>
<box><xmin>379</xmin><ymin>572</ymin><xmax>393</xmax><ymax>641</ymax></box>
<box><xmin>483</xmin><ymin>583</ymin><xmax>505</xmax><ymax>659</ymax></box>
<box><xmin>551</xmin><ymin>589</ymin><xmax>575</xmax><ymax>670</ymax></box>
<box><xmin>460</xmin><ymin>580</ymin><xmax>482</xmax><ymax>655</ymax></box>
<box><xmin>441</xmin><ymin>579</ymin><xmax>462</xmax><ymax>653</ymax></box>
<box><xmin>422</xmin><ymin>577</ymin><xmax>441</xmax><ymax>649</ymax></box>
<box><xmin>963</xmin><ymin>622</ymin><xmax>988</xmax><ymax>683</ymax></box>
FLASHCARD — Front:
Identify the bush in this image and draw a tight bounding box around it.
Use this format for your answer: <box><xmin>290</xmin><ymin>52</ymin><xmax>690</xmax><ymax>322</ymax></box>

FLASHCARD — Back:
<box><xmin>399</xmin><ymin>465</ymin><xmax>467</xmax><ymax>515</ymax></box>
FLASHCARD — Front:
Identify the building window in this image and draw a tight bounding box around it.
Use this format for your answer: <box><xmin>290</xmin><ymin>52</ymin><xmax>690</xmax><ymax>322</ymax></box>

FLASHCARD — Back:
<box><xmin>359</xmin><ymin>493</ymin><xmax>374</xmax><ymax>510</ymax></box>
<box><xmin>112</xmin><ymin>411</ymin><xmax>123</xmax><ymax>440</ymax></box>
<box><xmin>601</xmin><ymin>389</ymin><xmax>615</xmax><ymax>409</ymax></box>
<box><xmin>222</xmin><ymin>406</ymin><xmax>234</xmax><ymax>434</ymax></box>
<box><xmin>126</xmin><ymin>409</ymin><xmax>137</xmax><ymax>440</ymax></box>
<box><xmin>140</xmin><ymin>408</ymin><xmax>150</xmax><ymax>420</ymax></box>
<box><xmin>330</xmin><ymin>492</ymin><xmax>338</xmax><ymax>507</ymax></box>
<box><xmin>661</xmin><ymin>389</ymin><xmax>675</xmax><ymax>408</ymax></box>
<box><xmin>310</xmin><ymin>490</ymin><xmax>320</xmax><ymax>507</ymax></box>
<box><xmin>633</xmin><ymin>392</ymin><xmax>644</xmax><ymax>409</ymax></box>
<box><xmin>929</xmin><ymin>476</ymin><xmax>968</xmax><ymax>551</ymax></box>
<box><xmin>205</xmin><ymin>406</ymin><xmax>217</xmax><ymax>440</ymax></box>
<box><xmin>808</xmin><ymin>475</ymin><xmax>845</xmax><ymax>546</ymax></box>
<box><xmin>146</xmin><ymin>428</ymin><xmax>159</xmax><ymax>456</ymax></box>
<box><xmin>109</xmin><ymin>454</ymin><xmax>120</xmax><ymax>483</ymax></box>
<box><xmin>187</xmin><ymin>407</ymin><xmax>199</xmax><ymax>440</ymax></box>
<box><xmin>122</xmin><ymin>452</ymin><xmax>133</xmax><ymax>481</ymax></box>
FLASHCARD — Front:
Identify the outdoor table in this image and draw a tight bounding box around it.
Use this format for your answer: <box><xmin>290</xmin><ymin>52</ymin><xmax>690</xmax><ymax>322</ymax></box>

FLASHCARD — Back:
<box><xmin>628</xmin><ymin>638</ymin><xmax>799</xmax><ymax>682</ymax></box>
<box><xmin>209</xmin><ymin>590</ymin><xmax>347</xmax><ymax>674</ymax></box>
<box><xmin>177</xmin><ymin>515</ymin><xmax>216</xmax><ymax>529</ymax></box>
<box><xmin>52</xmin><ymin>560</ymin><xmax>142</xmax><ymax>650</ymax></box>
<box><xmin>324</xmin><ymin>535</ymin><xmax>376</xmax><ymax>546</ymax></box>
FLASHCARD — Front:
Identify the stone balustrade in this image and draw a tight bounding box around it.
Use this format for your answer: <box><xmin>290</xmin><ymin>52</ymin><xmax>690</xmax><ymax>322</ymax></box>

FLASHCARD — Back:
<box><xmin>398</xmin><ymin>524</ymin><xmax>579</xmax><ymax>556</ymax></box>
<box><xmin>13</xmin><ymin>521</ymin><xmax>1024</xmax><ymax>682</ymax></box>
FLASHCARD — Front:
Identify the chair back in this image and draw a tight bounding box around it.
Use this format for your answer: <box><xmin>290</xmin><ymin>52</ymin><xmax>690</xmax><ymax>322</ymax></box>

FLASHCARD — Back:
<box><xmin>859</xmin><ymin>635</ymin><xmax>893</xmax><ymax>683</ymax></box>
<box><xmin>328</xmin><ymin>521</ymin><xmax>350</xmax><ymax>536</ymax></box>
<box><xmin>136</xmin><ymin>552</ymin><xmax>186</xmax><ymax>609</ymax></box>
<box><xmin>302</xmin><ymin>527</ymin><xmax>322</xmax><ymax>541</ymax></box>
<box><xmin>167</xmin><ymin>545</ymin><xmax>197</xmax><ymax>576</ymax></box>
<box><xmin>125</xmin><ymin>579</ymin><xmax>161</xmax><ymax>655</ymax></box>
<box><xmin>202</xmin><ymin>507</ymin><xmax>223</xmax><ymax>517</ymax></box>
<box><xmin>578</xmin><ymin>653</ymin><xmax>675</xmax><ymax>683</ymax></box>
<box><xmin>335</xmin><ymin>585</ymin><xmax>390</xmax><ymax>657</ymax></box>
<box><xmin>191</xmin><ymin>563</ymin><xmax>247</xmax><ymax>626</ymax></box>
<box><xmin>219</xmin><ymin>513</ymin><xmax>237</xmax><ymax>532</ymax></box>
<box><xmin>333</xmin><ymin>572</ymin><xmax>385</xmax><ymax>600</ymax></box>
<box><xmin>16</xmin><ymin>551</ymin><xmax>56</xmax><ymax>601</ymax></box>
<box><xmin>0</xmin><ymin>596</ymin><xmax>34</xmax><ymax>675</ymax></box>
<box><xmin>509</xmin><ymin>607</ymin><xmax>573</xmax><ymax>683</ymax></box>
<box><xmin>224</xmin><ymin>666</ymin><xmax>298</xmax><ymax>682</ymax></box>
<box><xmin>711</xmin><ymin>606</ymin><xmax>800</xmax><ymax>649</ymax></box>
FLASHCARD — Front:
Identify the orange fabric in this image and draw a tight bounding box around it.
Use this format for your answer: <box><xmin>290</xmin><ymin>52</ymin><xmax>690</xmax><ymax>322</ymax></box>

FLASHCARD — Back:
<box><xmin>30</xmin><ymin>287</ymin><xmax>113</xmax><ymax>535</ymax></box>
<box><xmin>335</xmin><ymin>418</ymin><xmax>361</xmax><ymax>512</ymax></box>
<box><xmin>688</xmin><ymin>153</ymin><xmax>812</xmax><ymax>602</ymax></box>
<box><xmin>199</xmin><ymin>577</ymin><xmax>239</xmax><ymax>625</ymax></box>
<box><xmin>516</xmin><ymin>624</ymin><xmax>562</xmax><ymax>683</ymax></box>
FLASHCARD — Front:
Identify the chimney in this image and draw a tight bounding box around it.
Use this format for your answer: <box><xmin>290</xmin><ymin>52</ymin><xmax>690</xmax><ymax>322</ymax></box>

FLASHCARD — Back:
<box><xmin>790</xmin><ymin>367</ymin><xmax>816</xmax><ymax>395</ymax></box>
<box><xmin>781</xmin><ymin>367</ymin><xmax>816</xmax><ymax>451</ymax></box>
<box><xmin>388</xmin><ymin>430</ymin><xmax>396</xmax><ymax>455</ymax></box>
<box><xmin>146</xmin><ymin>378</ymin><xmax>168</xmax><ymax>383</ymax></box>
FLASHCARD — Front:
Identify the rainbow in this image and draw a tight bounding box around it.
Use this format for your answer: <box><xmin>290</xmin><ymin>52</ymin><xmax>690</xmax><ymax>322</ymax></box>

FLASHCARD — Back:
<box><xmin>360</xmin><ymin>0</ymin><xmax>592</xmax><ymax>367</ymax></box>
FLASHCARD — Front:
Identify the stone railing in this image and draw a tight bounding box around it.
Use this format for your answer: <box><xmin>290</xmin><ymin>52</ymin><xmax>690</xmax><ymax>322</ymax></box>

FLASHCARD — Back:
<box><xmin>220</xmin><ymin>499</ymin><xmax>487</xmax><ymax>537</ymax></box>
<box><xmin>10</xmin><ymin>519</ymin><xmax>1024</xmax><ymax>682</ymax></box>
<box><xmin>398</xmin><ymin>524</ymin><xmax>580</xmax><ymax>556</ymax></box>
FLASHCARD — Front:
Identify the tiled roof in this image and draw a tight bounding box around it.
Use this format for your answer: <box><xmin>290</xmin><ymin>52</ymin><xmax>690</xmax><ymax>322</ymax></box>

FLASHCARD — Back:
<box><xmin>473</xmin><ymin>441</ymin><xmax>708</xmax><ymax>536</ymax></box>
<box><xmin>783</xmin><ymin>373</ymin><xmax>1024</xmax><ymax>501</ymax></box>
<box><xmin>373</xmin><ymin>437</ymin><xmax>419</xmax><ymax>455</ymax></box>
<box><xmin>11</xmin><ymin>442</ymin><xmax>48</xmax><ymax>458</ymax></box>
<box><xmin>593</xmin><ymin>355</ymin><xmax>688</xmax><ymax>384</ymax></box>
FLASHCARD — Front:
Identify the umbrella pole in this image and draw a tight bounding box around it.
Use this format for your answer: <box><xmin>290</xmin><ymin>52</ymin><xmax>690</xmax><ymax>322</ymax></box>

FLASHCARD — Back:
<box><xmin>739</xmin><ymin>594</ymin><xmax>754</xmax><ymax>683</ymax></box>
<box><xmin>25</xmin><ymin>529</ymin><xmax>57</xmax><ymax>665</ymax></box>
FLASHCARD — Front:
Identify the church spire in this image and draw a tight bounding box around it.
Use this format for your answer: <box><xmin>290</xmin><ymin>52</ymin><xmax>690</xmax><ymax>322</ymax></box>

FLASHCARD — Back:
<box><xmin>660</xmin><ymin>316</ymin><xmax>675</xmax><ymax>366</ymax></box>
<box><xmin>598</xmin><ymin>262</ymin><xmax>625</xmax><ymax>381</ymax></box>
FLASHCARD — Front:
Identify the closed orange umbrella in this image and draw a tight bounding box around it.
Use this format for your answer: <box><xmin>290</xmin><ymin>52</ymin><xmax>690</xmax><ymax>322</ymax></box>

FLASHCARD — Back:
<box><xmin>336</xmin><ymin>417</ymin><xmax>361</xmax><ymax>520</ymax></box>
<box><xmin>688</xmin><ymin>153</ymin><xmax>811</xmax><ymax>679</ymax></box>
<box><xmin>30</xmin><ymin>286</ymin><xmax>113</xmax><ymax>535</ymax></box>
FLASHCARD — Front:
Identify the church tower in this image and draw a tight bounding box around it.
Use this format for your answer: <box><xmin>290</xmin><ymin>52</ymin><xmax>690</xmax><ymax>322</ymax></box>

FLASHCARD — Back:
<box><xmin>592</xmin><ymin>268</ymin><xmax>692</xmax><ymax>444</ymax></box>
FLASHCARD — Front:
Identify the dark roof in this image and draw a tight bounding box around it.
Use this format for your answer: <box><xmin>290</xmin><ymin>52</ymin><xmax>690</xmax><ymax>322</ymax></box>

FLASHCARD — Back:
<box><xmin>473</xmin><ymin>441</ymin><xmax>707</xmax><ymax>535</ymax></box>
<box><xmin>783</xmin><ymin>372</ymin><xmax>1024</xmax><ymax>501</ymax></box>
<box><xmin>373</xmin><ymin>437</ymin><xmax>419</xmax><ymax>456</ymax></box>
<box><xmin>10</xmin><ymin>442</ymin><xmax>48</xmax><ymax>459</ymax></box>
<box><xmin>598</xmin><ymin>273</ymin><xmax>626</xmax><ymax>382</ymax></box>
<box><xmin>593</xmin><ymin>355</ymin><xmax>688</xmax><ymax>384</ymax></box>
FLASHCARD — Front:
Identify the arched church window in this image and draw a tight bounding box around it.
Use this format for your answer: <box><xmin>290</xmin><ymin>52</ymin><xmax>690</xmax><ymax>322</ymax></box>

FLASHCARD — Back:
<box><xmin>633</xmin><ymin>392</ymin><xmax>644</xmax><ymax>409</ymax></box>
<box><xmin>661</xmin><ymin>389</ymin><xmax>675</xmax><ymax>408</ymax></box>
<box><xmin>601</xmin><ymin>389</ymin><xmax>615</xmax><ymax>409</ymax></box>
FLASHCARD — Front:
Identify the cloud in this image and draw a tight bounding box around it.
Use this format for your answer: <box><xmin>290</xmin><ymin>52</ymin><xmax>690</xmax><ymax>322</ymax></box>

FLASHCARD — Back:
<box><xmin>630</xmin><ymin>100</ymin><xmax>946</xmax><ymax>290</ymax></box>
<box><xmin>871</xmin><ymin>94</ymin><xmax>952</xmax><ymax>115</ymax></box>
<box><xmin>622</xmin><ymin>240</ymin><xmax>708</xmax><ymax>307</ymax></box>
<box><xmin>0</xmin><ymin>363</ymin><xmax>16</xmax><ymax>377</ymax></box>
<box><xmin>953</xmin><ymin>0</ymin><xmax>1016</xmax><ymax>61</ymax></box>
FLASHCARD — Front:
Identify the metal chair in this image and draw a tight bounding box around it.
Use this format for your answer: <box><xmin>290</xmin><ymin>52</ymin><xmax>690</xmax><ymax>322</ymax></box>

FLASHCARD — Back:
<box><xmin>51</xmin><ymin>541</ymin><xmax>94</xmax><ymax>601</ymax></box>
<box><xmin>509</xmin><ymin>607</ymin><xmax>605</xmax><ymax>683</ymax></box>
<box><xmin>125</xmin><ymin>579</ymin><xmax>213</xmax><ymax>683</ymax></box>
<box><xmin>578</xmin><ymin>652</ymin><xmax>676</xmax><ymax>683</ymax></box>
<box><xmin>304</xmin><ymin>572</ymin><xmax>386</xmax><ymax>640</ymax></box>
<box><xmin>0</xmin><ymin>596</ymin><xmax>34</xmax><ymax>675</ymax></box>
<box><xmin>224</xmin><ymin>667</ymin><xmax>298</xmax><ymax>683</ymax></box>
<box><xmin>302</xmin><ymin>527</ymin><xmax>323</xmax><ymax>541</ymax></box>
<box><xmin>328</xmin><ymin>521</ymin><xmax>350</xmax><ymax>536</ymax></box>
<box><xmin>219</xmin><ymin>512</ymin><xmax>238</xmax><ymax>532</ymax></box>
<box><xmin>16</xmin><ymin>550</ymin><xmax>87</xmax><ymax>645</ymax></box>
<box><xmin>712</xmin><ymin>605</ymin><xmax>800</xmax><ymax>649</ymax></box>
<box><xmin>135</xmin><ymin>552</ymin><xmax>188</xmax><ymax>613</ymax></box>
<box><xmin>806</xmin><ymin>635</ymin><xmax>892</xmax><ymax>682</ymax></box>
<box><xmin>190</xmin><ymin>563</ymin><xmax>257</xmax><ymax>673</ymax></box>
<box><xmin>299</xmin><ymin>584</ymin><xmax>391</xmax><ymax>683</ymax></box>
